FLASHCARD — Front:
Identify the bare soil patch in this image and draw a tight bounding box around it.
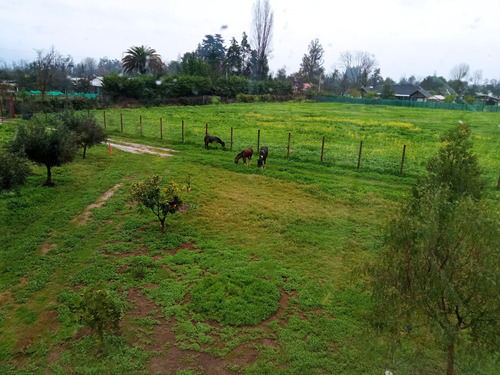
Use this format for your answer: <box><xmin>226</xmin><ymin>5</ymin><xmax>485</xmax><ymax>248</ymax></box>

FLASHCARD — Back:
<box><xmin>124</xmin><ymin>287</ymin><xmax>257</xmax><ymax>375</ymax></box>
<box><xmin>164</xmin><ymin>242</ymin><xmax>198</xmax><ymax>256</ymax></box>
<box><xmin>108</xmin><ymin>140</ymin><xmax>176</xmax><ymax>158</ymax></box>
<box><xmin>40</xmin><ymin>242</ymin><xmax>57</xmax><ymax>255</ymax></box>
<box><xmin>71</xmin><ymin>183</ymin><xmax>122</xmax><ymax>226</ymax></box>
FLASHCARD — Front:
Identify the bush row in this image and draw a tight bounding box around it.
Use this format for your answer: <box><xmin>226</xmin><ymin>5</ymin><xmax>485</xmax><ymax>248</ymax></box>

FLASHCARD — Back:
<box><xmin>101</xmin><ymin>74</ymin><xmax>294</xmax><ymax>103</ymax></box>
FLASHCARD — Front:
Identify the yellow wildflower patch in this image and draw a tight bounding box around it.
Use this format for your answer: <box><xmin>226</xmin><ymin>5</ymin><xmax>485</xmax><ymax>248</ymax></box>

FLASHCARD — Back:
<box><xmin>383</xmin><ymin>121</ymin><xmax>418</xmax><ymax>130</ymax></box>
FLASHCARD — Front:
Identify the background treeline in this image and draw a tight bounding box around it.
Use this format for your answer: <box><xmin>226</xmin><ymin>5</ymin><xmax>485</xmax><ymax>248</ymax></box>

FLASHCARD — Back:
<box><xmin>2</xmin><ymin>29</ymin><xmax>500</xmax><ymax>112</ymax></box>
<box><xmin>100</xmin><ymin>73</ymin><xmax>294</xmax><ymax>105</ymax></box>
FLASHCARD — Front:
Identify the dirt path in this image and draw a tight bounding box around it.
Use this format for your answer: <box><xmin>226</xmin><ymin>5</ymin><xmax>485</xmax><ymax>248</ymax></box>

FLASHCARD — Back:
<box><xmin>108</xmin><ymin>139</ymin><xmax>177</xmax><ymax>157</ymax></box>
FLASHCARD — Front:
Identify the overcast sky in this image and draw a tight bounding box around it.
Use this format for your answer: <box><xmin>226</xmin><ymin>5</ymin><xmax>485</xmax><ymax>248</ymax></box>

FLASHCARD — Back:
<box><xmin>1</xmin><ymin>0</ymin><xmax>499</xmax><ymax>82</ymax></box>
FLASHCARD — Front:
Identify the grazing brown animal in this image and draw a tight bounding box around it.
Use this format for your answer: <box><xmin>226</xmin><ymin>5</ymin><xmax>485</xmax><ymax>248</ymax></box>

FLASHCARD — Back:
<box><xmin>234</xmin><ymin>147</ymin><xmax>253</xmax><ymax>166</ymax></box>
<box><xmin>204</xmin><ymin>135</ymin><xmax>225</xmax><ymax>149</ymax></box>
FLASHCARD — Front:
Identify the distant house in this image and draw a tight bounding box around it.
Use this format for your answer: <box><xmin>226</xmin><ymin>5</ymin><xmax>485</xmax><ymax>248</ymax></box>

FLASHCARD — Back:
<box><xmin>361</xmin><ymin>83</ymin><xmax>431</xmax><ymax>101</ymax></box>
<box><xmin>69</xmin><ymin>76</ymin><xmax>103</xmax><ymax>94</ymax></box>
<box><xmin>475</xmin><ymin>93</ymin><xmax>499</xmax><ymax>106</ymax></box>
<box><xmin>0</xmin><ymin>80</ymin><xmax>18</xmax><ymax>94</ymax></box>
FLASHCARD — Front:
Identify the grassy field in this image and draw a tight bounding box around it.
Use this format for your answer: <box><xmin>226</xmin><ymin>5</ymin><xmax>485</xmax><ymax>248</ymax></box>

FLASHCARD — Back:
<box><xmin>1</xmin><ymin>102</ymin><xmax>499</xmax><ymax>374</ymax></box>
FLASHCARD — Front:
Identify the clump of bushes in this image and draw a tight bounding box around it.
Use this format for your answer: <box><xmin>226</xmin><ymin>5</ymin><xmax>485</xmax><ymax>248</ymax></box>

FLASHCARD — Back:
<box><xmin>190</xmin><ymin>273</ymin><xmax>280</xmax><ymax>326</ymax></box>
<box><xmin>0</xmin><ymin>151</ymin><xmax>31</xmax><ymax>190</ymax></box>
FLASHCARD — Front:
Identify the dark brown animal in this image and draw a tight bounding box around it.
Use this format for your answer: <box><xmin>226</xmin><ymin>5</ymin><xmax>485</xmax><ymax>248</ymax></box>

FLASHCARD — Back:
<box><xmin>204</xmin><ymin>135</ymin><xmax>225</xmax><ymax>149</ymax></box>
<box><xmin>234</xmin><ymin>147</ymin><xmax>253</xmax><ymax>166</ymax></box>
<box><xmin>257</xmin><ymin>146</ymin><xmax>268</xmax><ymax>168</ymax></box>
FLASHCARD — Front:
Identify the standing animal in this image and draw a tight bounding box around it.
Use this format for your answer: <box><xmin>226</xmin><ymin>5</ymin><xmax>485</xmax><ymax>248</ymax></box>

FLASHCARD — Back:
<box><xmin>204</xmin><ymin>135</ymin><xmax>226</xmax><ymax>149</ymax></box>
<box><xmin>257</xmin><ymin>146</ymin><xmax>268</xmax><ymax>168</ymax></box>
<box><xmin>234</xmin><ymin>147</ymin><xmax>253</xmax><ymax>166</ymax></box>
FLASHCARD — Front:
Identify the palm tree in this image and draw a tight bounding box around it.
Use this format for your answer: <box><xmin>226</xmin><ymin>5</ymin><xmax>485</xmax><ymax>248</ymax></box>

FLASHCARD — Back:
<box><xmin>122</xmin><ymin>45</ymin><xmax>162</xmax><ymax>75</ymax></box>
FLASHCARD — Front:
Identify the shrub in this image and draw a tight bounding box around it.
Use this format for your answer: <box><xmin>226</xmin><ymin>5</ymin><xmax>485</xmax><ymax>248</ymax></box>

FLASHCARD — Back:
<box><xmin>74</xmin><ymin>284</ymin><xmax>124</xmax><ymax>343</ymax></box>
<box><xmin>190</xmin><ymin>273</ymin><xmax>280</xmax><ymax>326</ymax></box>
<box><xmin>0</xmin><ymin>151</ymin><xmax>30</xmax><ymax>190</ymax></box>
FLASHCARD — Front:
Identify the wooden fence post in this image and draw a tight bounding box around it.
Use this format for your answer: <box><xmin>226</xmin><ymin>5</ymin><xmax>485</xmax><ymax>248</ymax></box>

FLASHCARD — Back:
<box><xmin>497</xmin><ymin>171</ymin><xmax>500</xmax><ymax>190</ymax></box>
<box><xmin>182</xmin><ymin>120</ymin><xmax>184</xmax><ymax>143</ymax></box>
<box><xmin>140</xmin><ymin>115</ymin><xmax>142</xmax><ymax>136</ymax></box>
<box><xmin>357</xmin><ymin>140</ymin><xmax>363</xmax><ymax>169</ymax></box>
<box><xmin>120</xmin><ymin>113</ymin><xmax>123</xmax><ymax>133</ymax></box>
<box><xmin>320</xmin><ymin>136</ymin><xmax>325</xmax><ymax>162</ymax></box>
<box><xmin>287</xmin><ymin>132</ymin><xmax>291</xmax><ymax>158</ymax></box>
<box><xmin>257</xmin><ymin>129</ymin><xmax>260</xmax><ymax>152</ymax></box>
<box><xmin>160</xmin><ymin>117</ymin><xmax>163</xmax><ymax>140</ymax></box>
<box><xmin>230</xmin><ymin>127</ymin><xmax>233</xmax><ymax>150</ymax></box>
<box><xmin>400</xmin><ymin>144</ymin><xmax>406</xmax><ymax>174</ymax></box>
<box><xmin>205</xmin><ymin>122</ymin><xmax>208</xmax><ymax>136</ymax></box>
<box><xmin>103</xmin><ymin>111</ymin><xmax>106</xmax><ymax>129</ymax></box>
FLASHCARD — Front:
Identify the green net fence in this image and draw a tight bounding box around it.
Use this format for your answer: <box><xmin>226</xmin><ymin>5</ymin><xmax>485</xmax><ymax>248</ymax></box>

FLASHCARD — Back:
<box><xmin>27</xmin><ymin>91</ymin><xmax>99</xmax><ymax>99</ymax></box>
<box><xmin>313</xmin><ymin>96</ymin><xmax>500</xmax><ymax>112</ymax></box>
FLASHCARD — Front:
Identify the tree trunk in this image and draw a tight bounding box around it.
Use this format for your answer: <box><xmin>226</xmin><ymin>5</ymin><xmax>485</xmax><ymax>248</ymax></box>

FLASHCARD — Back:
<box><xmin>45</xmin><ymin>165</ymin><xmax>54</xmax><ymax>186</ymax></box>
<box><xmin>160</xmin><ymin>218</ymin><xmax>165</xmax><ymax>232</ymax></box>
<box><xmin>83</xmin><ymin>145</ymin><xmax>87</xmax><ymax>159</ymax></box>
<box><xmin>446</xmin><ymin>342</ymin><xmax>455</xmax><ymax>375</ymax></box>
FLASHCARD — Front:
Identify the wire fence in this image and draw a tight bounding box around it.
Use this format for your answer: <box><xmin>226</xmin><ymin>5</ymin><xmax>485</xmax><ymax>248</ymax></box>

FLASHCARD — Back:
<box><xmin>97</xmin><ymin>110</ymin><xmax>500</xmax><ymax>188</ymax></box>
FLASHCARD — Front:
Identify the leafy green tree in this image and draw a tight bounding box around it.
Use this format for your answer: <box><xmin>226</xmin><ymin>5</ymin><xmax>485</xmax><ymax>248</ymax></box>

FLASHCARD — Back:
<box><xmin>373</xmin><ymin>124</ymin><xmax>499</xmax><ymax>375</ymax></box>
<box><xmin>464</xmin><ymin>94</ymin><xmax>475</xmax><ymax>105</ymax></box>
<box><xmin>364</xmin><ymin>90</ymin><xmax>378</xmax><ymax>99</ymax></box>
<box><xmin>374</xmin><ymin>188</ymin><xmax>500</xmax><ymax>375</ymax></box>
<box><xmin>225</xmin><ymin>37</ymin><xmax>242</xmax><ymax>76</ymax></box>
<box><xmin>130</xmin><ymin>175</ymin><xmax>183</xmax><ymax>231</ymax></box>
<box><xmin>240</xmin><ymin>32</ymin><xmax>255</xmax><ymax>78</ymax></box>
<box><xmin>180</xmin><ymin>52</ymin><xmax>212</xmax><ymax>78</ymax></box>
<box><xmin>420</xmin><ymin>75</ymin><xmax>455</xmax><ymax>96</ymax></box>
<box><xmin>417</xmin><ymin>123</ymin><xmax>486</xmax><ymax>201</ymax></box>
<box><xmin>444</xmin><ymin>94</ymin><xmax>456</xmax><ymax>103</ymax></box>
<box><xmin>299</xmin><ymin>38</ymin><xmax>324</xmax><ymax>83</ymax></box>
<box><xmin>8</xmin><ymin>119</ymin><xmax>78</xmax><ymax>186</ymax></box>
<box><xmin>198</xmin><ymin>34</ymin><xmax>226</xmax><ymax>76</ymax></box>
<box><xmin>381</xmin><ymin>79</ymin><xmax>395</xmax><ymax>99</ymax></box>
<box><xmin>0</xmin><ymin>151</ymin><xmax>31</xmax><ymax>190</ymax></box>
<box><xmin>122</xmin><ymin>45</ymin><xmax>162</xmax><ymax>75</ymax></box>
<box><xmin>368</xmin><ymin>68</ymin><xmax>384</xmax><ymax>87</ymax></box>
<box><xmin>57</xmin><ymin>111</ymin><xmax>107</xmax><ymax>159</ymax></box>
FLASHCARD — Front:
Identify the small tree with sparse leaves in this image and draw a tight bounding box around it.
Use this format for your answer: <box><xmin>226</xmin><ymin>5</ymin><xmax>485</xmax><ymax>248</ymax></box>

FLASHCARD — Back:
<box><xmin>130</xmin><ymin>175</ymin><xmax>183</xmax><ymax>231</ymax></box>
<box><xmin>75</xmin><ymin>284</ymin><xmax>123</xmax><ymax>345</ymax></box>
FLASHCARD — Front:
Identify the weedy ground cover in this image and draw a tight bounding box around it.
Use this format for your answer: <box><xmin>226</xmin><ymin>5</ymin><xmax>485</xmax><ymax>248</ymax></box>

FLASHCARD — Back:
<box><xmin>0</xmin><ymin>102</ymin><xmax>499</xmax><ymax>374</ymax></box>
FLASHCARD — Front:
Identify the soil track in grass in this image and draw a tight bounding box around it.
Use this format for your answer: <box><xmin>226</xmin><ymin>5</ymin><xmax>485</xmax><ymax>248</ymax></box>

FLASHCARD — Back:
<box><xmin>71</xmin><ymin>183</ymin><xmax>122</xmax><ymax>226</ymax></box>
<box><xmin>108</xmin><ymin>139</ymin><xmax>176</xmax><ymax>157</ymax></box>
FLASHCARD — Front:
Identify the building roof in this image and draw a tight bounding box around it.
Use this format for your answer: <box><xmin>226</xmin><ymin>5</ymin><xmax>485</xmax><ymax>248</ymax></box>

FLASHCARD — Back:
<box><xmin>362</xmin><ymin>83</ymin><xmax>431</xmax><ymax>98</ymax></box>
<box><xmin>91</xmin><ymin>77</ymin><xmax>103</xmax><ymax>87</ymax></box>
<box><xmin>428</xmin><ymin>94</ymin><xmax>445</xmax><ymax>101</ymax></box>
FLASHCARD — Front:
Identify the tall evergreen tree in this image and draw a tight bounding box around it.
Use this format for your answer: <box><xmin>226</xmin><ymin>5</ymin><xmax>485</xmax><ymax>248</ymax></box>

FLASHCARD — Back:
<box><xmin>299</xmin><ymin>38</ymin><xmax>324</xmax><ymax>83</ymax></box>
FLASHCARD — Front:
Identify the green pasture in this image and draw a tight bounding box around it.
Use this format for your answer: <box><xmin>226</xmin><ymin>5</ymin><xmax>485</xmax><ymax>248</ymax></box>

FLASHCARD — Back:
<box><xmin>1</xmin><ymin>102</ymin><xmax>499</xmax><ymax>374</ymax></box>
